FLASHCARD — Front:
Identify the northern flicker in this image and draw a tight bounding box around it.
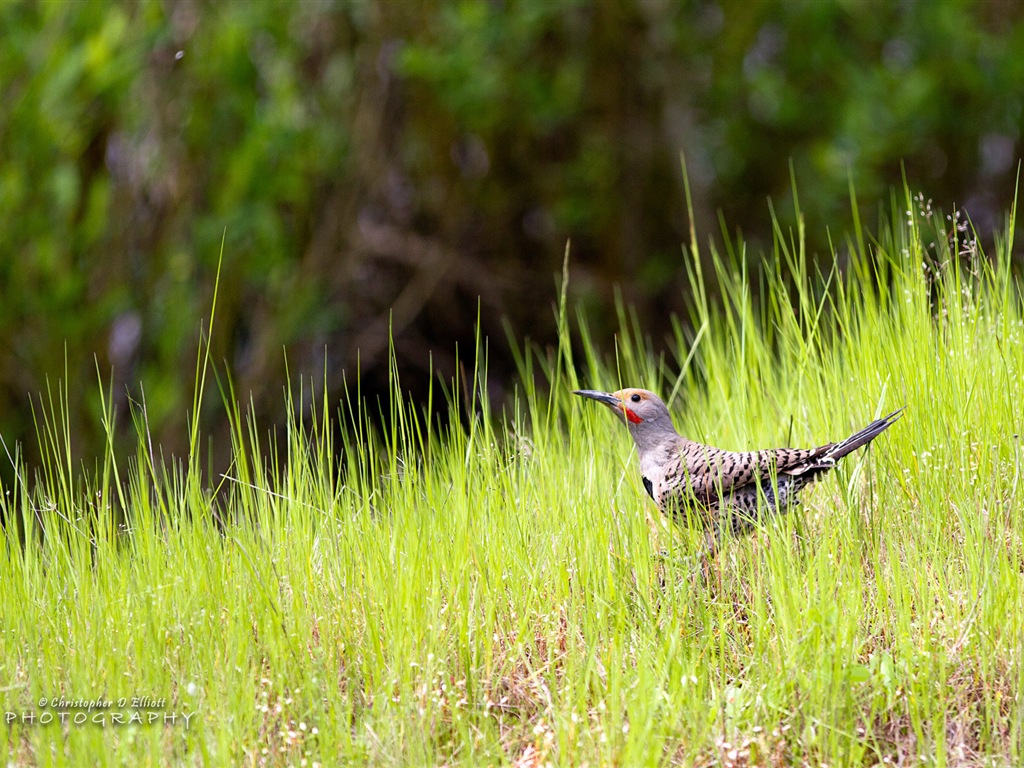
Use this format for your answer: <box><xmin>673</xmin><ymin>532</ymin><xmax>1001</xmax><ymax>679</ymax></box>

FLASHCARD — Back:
<box><xmin>575</xmin><ymin>388</ymin><xmax>902</xmax><ymax>538</ymax></box>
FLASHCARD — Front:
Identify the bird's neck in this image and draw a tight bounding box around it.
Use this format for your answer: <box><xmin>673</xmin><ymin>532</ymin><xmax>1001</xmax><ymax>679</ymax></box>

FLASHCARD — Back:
<box><xmin>631</xmin><ymin>427</ymin><xmax>684</xmax><ymax>465</ymax></box>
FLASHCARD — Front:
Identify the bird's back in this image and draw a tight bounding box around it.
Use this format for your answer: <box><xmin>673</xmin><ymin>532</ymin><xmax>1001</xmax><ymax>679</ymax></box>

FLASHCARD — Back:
<box><xmin>645</xmin><ymin>437</ymin><xmax>829</xmax><ymax>530</ymax></box>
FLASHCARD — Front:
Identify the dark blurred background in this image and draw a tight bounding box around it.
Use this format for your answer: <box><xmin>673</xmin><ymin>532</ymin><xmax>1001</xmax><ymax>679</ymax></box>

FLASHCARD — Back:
<box><xmin>2</xmin><ymin>0</ymin><xmax>1023</xmax><ymax>474</ymax></box>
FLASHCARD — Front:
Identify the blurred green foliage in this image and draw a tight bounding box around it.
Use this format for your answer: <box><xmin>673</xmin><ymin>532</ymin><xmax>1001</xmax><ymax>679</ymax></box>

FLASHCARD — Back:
<box><xmin>0</xmin><ymin>0</ymin><xmax>1022</xmax><ymax>470</ymax></box>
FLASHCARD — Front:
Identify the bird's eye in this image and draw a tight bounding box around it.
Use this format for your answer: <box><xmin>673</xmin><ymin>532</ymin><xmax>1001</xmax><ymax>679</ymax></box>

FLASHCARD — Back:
<box><xmin>630</xmin><ymin>393</ymin><xmax>641</xmax><ymax>403</ymax></box>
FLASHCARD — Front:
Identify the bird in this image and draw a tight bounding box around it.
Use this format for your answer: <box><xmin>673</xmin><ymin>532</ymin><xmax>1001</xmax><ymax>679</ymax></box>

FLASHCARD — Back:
<box><xmin>574</xmin><ymin>388</ymin><xmax>902</xmax><ymax>541</ymax></box>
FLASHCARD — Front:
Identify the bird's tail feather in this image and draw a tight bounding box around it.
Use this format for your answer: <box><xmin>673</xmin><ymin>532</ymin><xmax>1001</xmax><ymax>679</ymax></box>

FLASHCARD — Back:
<box><xmin>823</xmin><ymin>407</ymin><xmax>905</xmax><ymax>463</ymax></box>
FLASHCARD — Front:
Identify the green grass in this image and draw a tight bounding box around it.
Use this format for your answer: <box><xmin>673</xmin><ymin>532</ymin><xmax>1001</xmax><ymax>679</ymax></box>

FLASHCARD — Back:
<box><xmin>2</xmin><ymin>184</ymin><xmax>1023</xmax><ymax>766</ymax></box>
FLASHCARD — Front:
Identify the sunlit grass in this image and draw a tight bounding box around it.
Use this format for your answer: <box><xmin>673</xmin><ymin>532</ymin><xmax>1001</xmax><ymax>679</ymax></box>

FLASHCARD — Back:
<box><xmin>1</xmin><ymin>184</ymin><xmax>1022</xmax><ymax>766</ymax></box>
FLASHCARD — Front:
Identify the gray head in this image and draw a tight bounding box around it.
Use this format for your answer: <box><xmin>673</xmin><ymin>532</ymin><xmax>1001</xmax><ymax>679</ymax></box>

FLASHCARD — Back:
<box><xmin>573</xmin><ymin>387</ymin><xmax>680</xmax><ymax>449</ymax></box>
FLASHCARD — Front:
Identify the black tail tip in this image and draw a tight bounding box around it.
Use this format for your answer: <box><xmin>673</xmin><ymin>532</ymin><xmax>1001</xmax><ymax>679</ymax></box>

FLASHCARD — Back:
<box><xmin>883</xmin><ymin>406</ymin><xmax>908</xmax><ymax>423</ymax></box>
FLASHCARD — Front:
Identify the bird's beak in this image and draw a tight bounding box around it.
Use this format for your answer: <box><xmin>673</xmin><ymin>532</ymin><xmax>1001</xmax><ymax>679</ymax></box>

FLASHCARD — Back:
<box><xmin>573</xmin><ymin>389</ymin><xmax>622</xmax><ymax>410</ymax></box>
